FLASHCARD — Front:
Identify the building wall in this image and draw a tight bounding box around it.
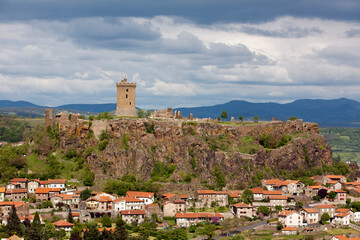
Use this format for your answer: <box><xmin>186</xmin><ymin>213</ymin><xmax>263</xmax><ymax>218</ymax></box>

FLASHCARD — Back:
<box><xmin>163</xmin><ymin>203</ymin><xmax>186</xmax><ymax>217</ymax></box>
<box><xmin>115</xmin><ymin>78</ymin><xmax>136</xmax><ymax>117</ymax></box>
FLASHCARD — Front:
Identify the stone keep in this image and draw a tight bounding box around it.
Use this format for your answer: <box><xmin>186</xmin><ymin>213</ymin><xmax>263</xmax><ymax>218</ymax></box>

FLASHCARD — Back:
<box><xmin>115</xmin><ymin>76</ymin><xmax>137</xmax><ymax>117</ymax></box>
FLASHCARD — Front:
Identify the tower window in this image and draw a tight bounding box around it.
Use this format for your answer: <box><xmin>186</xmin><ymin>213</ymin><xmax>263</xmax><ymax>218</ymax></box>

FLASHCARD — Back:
<box><xmin>126</xmin><ymin>94</ymin><xmax>128</xmax><ymax>98</ymax></box>
<box><xmin>130</xmin><ymin>102</ymin><xmax>131</xmax><ymax>105</ymax></box>
<box><xmin>126</xmin><ymin>89</ymin><xmax>129</xmax><ymax>92</ymax></box>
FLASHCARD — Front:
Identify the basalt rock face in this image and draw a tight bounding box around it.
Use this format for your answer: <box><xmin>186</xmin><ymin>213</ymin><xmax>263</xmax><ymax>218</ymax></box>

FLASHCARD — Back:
<box><xmin>56</xmin><ymin>118</ymin><xmax>332</xmax><ymax>188</ymax></box>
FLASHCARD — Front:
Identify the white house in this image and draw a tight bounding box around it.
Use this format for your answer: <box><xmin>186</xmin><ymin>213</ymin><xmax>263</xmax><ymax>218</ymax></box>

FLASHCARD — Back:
<box><xmin>302</xmin><ymin>208</ymin><xmax>319</xmax><ymax>224</ymax></box>
<box><xmin>278</xmin><ymin>210</ymin><xmax>303</xmax><ymax>227</ymax></box>
<box><xmin>126</xmin><ymin>191</ymin><xmax>154</xmax><ymax>205</ymax></box>
<box><xmin>333</xmin><ymin>212</ymin><xmax>350</xmax><ymax>226</ymax></box>
<box><xmin>113</xmin><ymin>197</ymin><xmax>144</xmax><ymax>212</ymax></box>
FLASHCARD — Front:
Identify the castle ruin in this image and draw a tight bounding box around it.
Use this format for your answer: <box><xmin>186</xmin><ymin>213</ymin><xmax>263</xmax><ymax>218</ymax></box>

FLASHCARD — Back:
<box><xmin>115</xmin><ymin>76</ymin><xmax>137</xmax><ymax>117</ymax></box>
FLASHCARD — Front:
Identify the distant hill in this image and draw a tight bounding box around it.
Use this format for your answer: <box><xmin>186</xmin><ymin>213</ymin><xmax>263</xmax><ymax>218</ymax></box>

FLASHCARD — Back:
<box><xmin>1</xmin><ymin>98</ymin><xmax>360</xmax><ymax>127</ymax></box>
<box><xmin>175</xmin><ymin>98</ymin><xmax>360</xmax><ymax>127</ymax></box>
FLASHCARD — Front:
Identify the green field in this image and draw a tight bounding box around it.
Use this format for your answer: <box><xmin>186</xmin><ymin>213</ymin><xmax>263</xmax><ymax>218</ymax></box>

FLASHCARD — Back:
<box><xmin>320</xmin><ymin>128</ymin><xmax>360</xmax><ymax>163</ymax></box>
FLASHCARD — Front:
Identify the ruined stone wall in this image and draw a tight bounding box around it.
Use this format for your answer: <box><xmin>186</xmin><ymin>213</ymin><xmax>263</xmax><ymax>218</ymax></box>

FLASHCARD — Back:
<box><xmin>45</xmin><ymin>109</ymin><xmax>54</xmax><ymax>128</ymax></box>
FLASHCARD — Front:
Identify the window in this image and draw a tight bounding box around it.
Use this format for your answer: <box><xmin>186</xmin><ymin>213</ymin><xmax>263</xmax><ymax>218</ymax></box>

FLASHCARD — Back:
<box><xmin>126</xmin><ymin>94</ymin><xmax>128</xmax><ymax>98</ymax></box>
<box><xmin>130</xmin><ymin>102</ymin><xmax>131</xmax><ymax>105</ymax></box>
<box><xmin>126</xmin><ymin>89</ymin><xmax>129</xmax><ymax>92</ymax></box>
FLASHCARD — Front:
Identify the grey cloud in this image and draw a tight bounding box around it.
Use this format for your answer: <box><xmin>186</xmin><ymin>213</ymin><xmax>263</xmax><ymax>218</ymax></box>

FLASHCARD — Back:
<box><xmin>346</xmin><ymin>29</ymin><xmax>360</xmax><ymax>37</ymax></box>
<box><xmin>240</xmin><ymin>25</ymin><xmax>322</xmax><ymax>38</ymax></box>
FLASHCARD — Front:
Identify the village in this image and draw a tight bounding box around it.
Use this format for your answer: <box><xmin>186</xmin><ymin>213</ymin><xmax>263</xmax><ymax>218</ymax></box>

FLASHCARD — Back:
<box><xmin>0</xmin><ymin>174</ymin><xmax>360</xmax><ymax>239</ymax></box>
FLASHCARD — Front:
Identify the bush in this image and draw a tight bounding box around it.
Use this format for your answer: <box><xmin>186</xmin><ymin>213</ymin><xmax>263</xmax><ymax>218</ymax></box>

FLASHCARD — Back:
<box><xmin>144</xmin><ymin>122</ymin><xmax>155</xmax><ymax>134</ymax></box>
<box><xmin>98</xmin><ymin>139</ymin><xmax>109</xmax><ymax>151</ymax></box>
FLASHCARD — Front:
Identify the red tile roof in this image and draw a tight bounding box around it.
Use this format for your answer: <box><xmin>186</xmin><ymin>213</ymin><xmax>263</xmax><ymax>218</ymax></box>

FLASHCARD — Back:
<box><xmin>233</xmin><ymin>203</ymin><xmax>253</xmax><ymax>208</ymax></box>
<box><xmin>326</xmin><ymin>175</ymin><xmax>345</xmax><ymax>179</ymax></box>
<box><xmin>6</xmin><ymin>189</ymin><xmax>28</xmax><ymax>194</ymax></box>
<box><xmin>120</xmin><ymin>210</ymin><xmax>145</xmax><ymax>215</ymax></box>
<box><xmin>113</xmin><ymin>197</ymin><xmax>144</xmax><ymax>203</ymax></box>
<box><xmin>263</xmin><ymin>191</ymin><xmax>282</xmax><ymax>195</ymax></box>
<box><xmin>53</xmin><ymin>220</ymin><xmax>74</xmax><ymax>227</ymax></box>
<box><xmin>251</xmin><ymin>188</ymin><xmax>263</xmax><ymax>194</ymax></box>
<box><xmin>269</xmin><ymin>195</ymin><xmax>287</xmax><ymax>200</ymax></box>
<box><xmin>48</xmin><ymin>179</ymin><xmax>66</xmax><ymax>184</ymax></box>
<box><xmin>9</xmin><ymin>178</ymin><xmax>28</xmax><ymax>182</ymax></box>
<box><xmin>175</xmin><ymin>212</ymin><xmax>224</xmax><ymax>219</ymax></box>
<box><xmin>316</xmin><ymin>204</ymin><xmax>335</xmax><ymax>209</ymax></box>
<box><xmin>126</xmin><ymin>191</ymin><xmax>154</xmax><ymax>198</ymax></box>
<box><xmin>279</xmin><ymin>210</ymin><xmax>294</xmax><ymax>217</ymax></box>
<box><xmin>335</xmin><ymin>212</ymin><xmax>349</xmax><ymax>218</ymax></box>
<box><xmin>282</xmin><ymin>227</ymin><xmax>297</xmax><ymax>231</ymax></box>
<box><xmin>0</xmin><ymin>201</ymin><xmax>26</xmax><ymax>207</ymax></box>
<box><xmin>173</xmin><ymin>200</ymin><xmax>186</xmax><ymax>204</ymax></box>
<box><xmin>35</xmin><ymin>188</ymin><xmax>61</xmax><ymax>194</ymax></box>
<box><xmin>196</xmin><ymin>190</ymin><xmax>215</xmax><ymax>195</ymax></box>
<box><xmin>303</xmin><ymin>208</ymin><xmax>318</xmax><ymax>213</ymax></box>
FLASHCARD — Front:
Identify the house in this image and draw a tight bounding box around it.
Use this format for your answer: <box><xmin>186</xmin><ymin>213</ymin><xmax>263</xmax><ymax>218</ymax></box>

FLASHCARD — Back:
<box><xmin>232</xmin><ymin>203</ymin><xmax>254</xmax><ymax>218</ymax></box>
<box><xmin>7</xmin><ymin>178</ymin><xmax>28</xmax><ymax>190</ymax></box>
<box><xmin>113</xmin><ymin>197</ymin><xmax>144</xmax><ymax>212</ymax></box>
<box><xmin>121</xmin><ymin>210</ymin><xmax>146</xmax><ymax>224</ymax></box>
<box><xmin>0</xmin><ymin>187</ymin><xmax>5</xmax><ymax>201</ymax></box>
<box><xmin>38</xmin><ymin>180</ymin><xmax>49</xmax><ymax>188</ymax></box>
<box><xmin>332</xmin><ymin>235</ymin><xmax>360</xmax><ymax>240</ymax></box>
<box><xmin>175</xmin><ymin>212</ymin><xmax>224</xmax><ymax>227</ymax></box>
<box><xmin>145</xmin><ymin>203</ymin><xmax>160</xmax><ymax>218</ymax></box>
<box><xmin>48</xmin><ymin>179</ymin><xmax>66</xmax><ymax>189</ymax></box>
<box><xmin>35</xmin><ymin>188</ymin><xmax>61</xmax><ymax>202</ymax></box>
<box><xmin>302</xmin><ymin>208</ymin><xmax>319</xmax><ymax>224</ymax></box>
<box><xmin>252</xmin><ymin>188</ymin><xmax>264</xmax><ymax>201</ymax></box>
<box><xmin>335</xmin><ymin>209</ymin><xmax>354</xmax><ymax>222</ymax></box>
<box><xmin>225</xmin><ymin>190</ymin><xmax>242</xmax><ymax>201</ymax></box>
<box><xmin>327</xmin><ymin>181</ymin><xmax>342</xmax><ymax>191</ymax></box>
<box><xmin>354</xmin><ymin>212</ymin><xmax>360</xmax><ymax>222</ymax></box>
<box><xmin>315</xmin><ymin>205</ymin><xmax>335</xmax><ymax>218</ymax></box>
<box><xmin>27</xmin><ymin>180</ymin><xmax>40</xmax><ymax>194</ymax></box>
<box><xmin>53</xmin><ymin>220</ymin><xmax>74</xmax><ymax>232</ymax></box>
<box><xmin>269</xmin><ymin>195</ymin><xmax>287</xmax><ymax>207</ymax></box>
<box><xmin>325</xmin><ymin>175</ymin><xmax>347</xmax><ymax>184</ymax></box>
<box><xmin>282</xmin><ymin>227</ymin><xmax>297</xmax><ymax>235</ymax></box>
<box><xmin>71</xmin><ymin>212</ymin><xmax>80</xmax><ymax>222</ymax></box>
<box><xmin>86</xmin><ymin>193</ymin><xmax>115</xmax><ymax>211</ymax></box>
<box><xmin>195</xmin><ymin>190</ymin><xmax>228</xmax><ymax>208</ymax></box>
<box><xmin>304</xmin><ymin>185</ymin><xmax>325</xmax><ymax>198</ymax></box>
<box><xmin>162</xmin><ymin>193</ymin><xmax>179</xmax><ymax>202</ymax></box>
<box><xmin>19</xmin><ymin>214</ymin><xmax>44</xmax><ymax>224</ymax></box>
<box><xmin>333</xmin><ymin>212</ymin><xmax>350</xmax><ymax>226</ymax></box>
<box><xmin>126</xmin><ymin>191</ymin><xmax>154</xmax><ymax>205</ymax></box>
<box><xmin>5</xmin><ymin>189</ymin><xmax>28</xmax><ymax>202</ymax></box>
<box><xmin>0</xmin><ymin>202</ymin><xmax>29</xmax><ymax>218</ymax></box>
<box><xmin>334</xmin><ymin>190</ymin><xmax>347</xmax><ymax>204</ymax></box>
<box><xmin>50</xmin><ymin>194</ymin><xmax>80</xmax><ymax>209</ymax></box>
<box><xmin>163</xmin><ymin>200</ymin><xmax>186</xmax><ymax>217</ymax></box>
<box><xmin>278</xmin><ymin>210</ymin><xmax>303</xmax><ymax>227</ymax></box>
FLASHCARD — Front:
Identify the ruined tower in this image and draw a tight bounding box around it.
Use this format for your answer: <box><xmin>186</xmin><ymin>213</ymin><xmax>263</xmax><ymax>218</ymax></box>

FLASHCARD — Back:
<box><xmin>115</xmin><ymin>76</ymin><xmax>137</xmax><ymax>117</ymax></box>
<box><xmin>45</xmin><ymin>108</ymin><xmax>54</xmax><ymax>128</ymax></box>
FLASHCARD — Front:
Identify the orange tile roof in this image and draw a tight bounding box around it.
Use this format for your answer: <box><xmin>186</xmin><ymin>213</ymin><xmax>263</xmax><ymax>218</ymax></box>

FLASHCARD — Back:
<box><xmin>264</xmin><ymin>191</ymin><xmax>282</xmax><ymax>195</ymax></box>
<box><xmin>279</xmin><ymin>210</ymin><xmax>294</xmax><ymax>217</ymax></box>
<box><xmin>282</xmin><ymin>227</ymin><xmax>297</xmax><ymax>231</ymax></box>
<box><xmin>178</xmin><ymin>195</ymin><xmax>188</xmax><ymax>199</ymax></box>
<box><xmin>233</xmin><ymin>203</ymin><xmax>253</xmax><ymax>208</ymax></box>
<box><xmin>35</xmin><ymin>188</ymin><xmax>61</xmax><ymax>194</ymax></box>
<box><xmin>196</xmin><ymin>190</ymin><xmax>215</xmax><ymax>195</ymax></box>
<box><xmin>327</xmin><ymin>180</ymin><xmax>339</xmax><ymax>184</ymax></box>
<box><xmin>113</xmin><ymin>197</ymin><xmax>144</xmax><ymax>203</ymax></box>
<box><xmin>6</xmin><ymin>189</ymin><xmax>28</xmax><ymax>194</ymax></box>
<box><xmin>336</xmin><ymin>208</ymin><xmax>351</xmax><ymax>213</ymax></box>
<box><xmin>72</xmin><ymin>212</ymin><xmax>80</xmax><ymax>216</ymax></box>
<box><xmin>120</xmin><ymin>210</ymin><xmax>145</xmax><ymax>215</ymax></box>
<box><xmin>173</xmin><ymin>200</ymin><xmax>185</xmax><ymax>204</ymax></box>
<box><xmin>307</xmin><ymin>185</ymin><xmax>321</xmax><ymax>189</ymax></box>
<box><xmin>326</xmin><ymin>175</ymin><xmax>345</xmax><ymax>179</ymax></box>
<box><xmin>147</xmin><ymin>203</ymin><xmax>159</xmax><ymax>207</ymax></box>
<box><xmin>333</xmin><ymin>236</ymin><xmax>349</xmax><ymax>240</ymax></box>
<box><xmin>53</xmin><ymin>220</ymin><xmax>74</xmax><ymax>227</ymax></box>
<box><xmin>269</xmin><ymin>195</ymin><xmax>287</xmax><ymax>200</ymax></box>
<box><xmin>303</xmin><ymin>208</ymin><xmax>318</xmax><ymax>213</ymax></box>
<box><xmin>163</xmin><ymin>193</ymin><xmax>176</xmax><ymax>199</ymax></box>
<box><xmin>0</xmin><ymin>201</ymin><xmax>26</xmax><ymax>207</ymax></box>
<box><xmin>316</xmin><ymin>204</ymin><xmax>335</xmax><ymax>209</ymax></box>
<box><xmin>48</xmin><ymin>179</ymin><xmax>66</xmax><ymax>184</ymax></box>
<box><xmin>176</xmin><ymin>212</ymin><xmax>197</xmax><ymax>218</ymax></box>
<box><xmin>0</xmin><ymin>187</ymin><xmax>5</xmax><ymax>193</ymax></box>
<box><xmin>126</xmin><ymin>191</ymin><xmax>154</xmax><ymax>198</ymax></box>
<box><xmin>197</xmin><ymin>212</ymin><xmax>224</xmax><ymax>218</ymax></box>
<box><xmin>335</xmin><ymin>212</ymin><xmax>349</xmax><ymax>218</ymax></box>
<box><xmin>335</xmin><ymin>189</ymin><xmax>347</xmax><ymax>193</ymax></box>
<box><xmin>9</xmin><ymin>178</ymin><xmax>28</xmax><ymax>182</ymax></box>
<box><xmin>251</xmin><ymin>188</ymin><xmax>263</xmax><ymax>194</ymax></box>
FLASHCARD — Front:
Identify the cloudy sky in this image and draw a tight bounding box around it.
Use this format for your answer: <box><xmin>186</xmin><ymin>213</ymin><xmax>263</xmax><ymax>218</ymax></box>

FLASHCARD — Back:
<box><xmin>0</xmin><ymin>0</ymin><xmax>359</xmax><ymax>108</ymax></box>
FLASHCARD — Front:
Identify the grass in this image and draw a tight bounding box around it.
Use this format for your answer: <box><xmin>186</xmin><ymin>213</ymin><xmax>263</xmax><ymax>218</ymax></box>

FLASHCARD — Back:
<box><xmin>27</xmin><ymin>153</ymin><xmax>47</xmax><ymax>173</ymax></box>
<box><xmin>326</xmin><ymin>228</ymin><xmax>360</xmax><ymax>235</ymax></box>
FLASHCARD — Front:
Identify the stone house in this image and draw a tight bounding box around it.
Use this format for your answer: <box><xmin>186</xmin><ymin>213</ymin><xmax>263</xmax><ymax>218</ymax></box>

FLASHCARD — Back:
<box><xmin>252</xmin><ymin>188</ymin><xmax>264</xmax><ymax>201</ymax></box>
<box><xmin>5</xmin><ymin>189</ymin><xmax>28</xmax><ymax>202</ymax></box>
<box><xmin>269</xmin><ymin>195</ymin><xmax>287</xmax><ymax>207</ymax></box>
<box><xmin>86</xmin><ymin>196</ymin><xmax>113</xmax><ymax>211</ymax></box>
<box><xmin>195</xmin><ymin>190</ymin><xmax>228</xmax><ymax>208</ymax></box>
<box><xmin>175</xmin><ymin>212</ymin><xmax>224</xmax><ymax>228</ymax></box>
<box><xmin>121</xmin><ymin>210</ymin><xmax>145</xmax><ymax>224</ymax></box>
<box><xmin>53</xmin><ymin>220</ymin><xmax>74</xmax><ymax>232</ymax></box>
<box><xmin>327</xmin><ymin>181</ymin><xmax>342</xmax><ymax>191</ymax></box>
<box><xmin>0</xmin><ymin>201</ymin><xmax>29</xmax><ymax>218</ymax></box>
<box><xmin>315</xmin><ymin>204</ymin><xmax>335</xmax><ymax>218</ymax></box>
<box><xmin>334</xmin><ymin>190</ymin><xmax>347</xmax><ymax>204</ymax></box>
<box><xmin>325</xmin><ymin>175</ymin><xmax>346</xmax><ymax>184</ymax></box>
<box><xmin>232</xmin><ymin>203</ymin><xmax>254</xmax><ymax>218</ymax></box>
<box><xmin>302</xmin><ymin>208</ymin><xmax>319</xmax><ymax>224</ymax></box>
<box><xmin>50</xmin><ymin>194</ymin><xmax>80</xmax><ymax>209</ymax></box>
<box><xmin>35</xmin><ymin>188</ymin><xmax>61</xmax><ymax>202</ymax></box>
<box><xmin>27</xmin><ymin>180</ymin><xmax>40</xmax><ymax>194</ymax></box>
<box><xmin>126</xmin><ymin>191</ymin><xmax>154</xmax><ymax>205</ymax></box>
<box><xmin>278</xmin><ymin>210</ymin><xmax>303</xmax><ymax>227</ymax></box>
<box><xmin>163</xmin><ymin>200</ymin><xmax>186</xmax><ymax>217</ymax></box>
<box><xmin>113</xmin><ymin>197</ymin><xmax>144</xmax><ymax>212</ymax></box>
<box><xmin>335</xmin><ymin>209</ymin><xmax>354</xmax><ymax>222</ymax></box>
<box><xmin>7</xmin><ymin>178</ymin><xmax>28</xmax><ymax>190</ymax></box>
<box><xmin>304</xmin><ymin>185</ymin><xmax>325</xmax><ymax>198</ymax></box>
<box><xmin>145</xmin><ymin>203</ymin><xmax>160</xmax><ymax>218</ymax></box>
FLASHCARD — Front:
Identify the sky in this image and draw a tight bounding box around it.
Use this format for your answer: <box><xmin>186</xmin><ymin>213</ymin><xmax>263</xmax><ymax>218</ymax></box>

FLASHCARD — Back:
<box><xmin>0</xmin><ymin>0</ymin><xmax>360</xmax><ymax>109</ymax></box>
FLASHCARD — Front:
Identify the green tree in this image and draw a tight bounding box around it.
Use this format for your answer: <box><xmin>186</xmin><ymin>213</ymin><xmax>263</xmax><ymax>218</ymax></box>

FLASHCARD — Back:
<box><xmin>43</xmin><ymin>222</ymin><xmax>55</xmax><ymax>239</ymax></box>
<box><xmin>67</xmin><ymin>208</ymin><xmax>74</xmax><ymax>224</ymax></box>
<box><xmin>253</xmin><ymin>116</ymin><xmax>259</xmax><ymax>123</ymax></box>
<box><xmin>328</xmin><ymin>191</ymin><xmax>336</xmax><ymax>200</ymax></box>
<box><xmin>83</xmin><ymin>224</ymin><xmax>101</xmax><ymax>240</ymax></box>
<box><xmin>295</xmin><ymin>201</ymin><xmax>303</xmax><ymax>210</ymax></box>
<box><xmin>321</xmin><ymin>213</ymin><xmax>330</xmax><ymax>223</ymax></box>
<box><xmin>70</xmin><ymin>232</ymin><xmax>82</xmax><ymax>240</ymax></box>
<box><xmin>346</xmin><ymin>198</ymin><xmax>351</xmax><ymax>206</ymax></box>
<box><xmin>6</xmin><ymin>205</ymin><xmax>22</xmax><ymax>236</ymax></box>
<box><xmin>289</xmin><ymin>116</ymin><xmax>298</xmax><ymax>121</ymax></box>
<box><xmin>28</xmin><ymin>212</ymin><xmax>42</xmax><ymax>240</ymax></box>
<box><xmin>137</xmin><ymin>109</ymin><xmax>145</xmax><ymax>118</ymax></box>
<box><xmin>80</xmin><ymin>188</ymin><xmax>92</xmax><ymax>201</ymax></box>
<box><xmin>83</xmin><ymin>168</ymin><xmax>95</xmax><ymax>186</ymax></box>
<box><xmin>256</xmin><ymin>206</ymin><xmax>270</xmax><ymax>216</ymax></box>
<box><xmin>113</xmin><ymin>216</ymin><xmax>128</xmax><ymax>240</ymax></box>
<box><xmin>217</xmin><ymin>117</ymin><xmax>221</xmax><ymax>122</ymax></box>
<box><xmin>241</xmin><ymin>189</ymin><xmax>254</xmax><ymax>204</ymax></box>
<box><xmin>201</xmin><ymin>223</ymin><xmax>216</xmax><ymax>240</ymax></box>
<box><xmin>101</xmin><ymin>214</ymin><xmax>112</xmax><ymax>228</ymax></box>
<box><xmin>221</xmin><ymin>111</ymin><xmax>228</xmax><ymax>121</ymax></box>
<box><xmin>275</xmin><ymin>205</ymin><xmax>283</xmax><ymax>212</ymax></box>
<box><xmin>276</xmin><ymin>221</ymin><xmax>283</xmax><ymax>231</ymax></box>
<box><xmin>168</xmin><ymin>228</ymin><xmax>187</xmax><ymax>240</ymax></box>
<box><xmin>239</xmin><ymin>116</ymin><xmax>243</xmax><ymax>122</ymax></box>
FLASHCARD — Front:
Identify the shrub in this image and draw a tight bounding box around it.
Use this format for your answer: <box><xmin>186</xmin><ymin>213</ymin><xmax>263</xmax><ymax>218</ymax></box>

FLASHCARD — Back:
<box><xmin>144</xmin><ymin>122</ymin><xmax>155</xmax><ymax>134</ymax></box>
<box><xmin>98</xmin><ymin>139</ymin><xmax>109</xmax><ymax>151</ymax></box>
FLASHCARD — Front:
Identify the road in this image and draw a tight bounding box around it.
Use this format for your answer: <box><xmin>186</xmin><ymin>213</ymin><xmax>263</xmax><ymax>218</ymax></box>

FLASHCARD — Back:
<box><xmin>214</xmin><ymin>219</ymin><xmax>270</xmax><ymax>239</ymax></box>
<box><xmin>350</xmin><ymin>223</ymin><xmax>360</xmax><ymax>231</ymax></box>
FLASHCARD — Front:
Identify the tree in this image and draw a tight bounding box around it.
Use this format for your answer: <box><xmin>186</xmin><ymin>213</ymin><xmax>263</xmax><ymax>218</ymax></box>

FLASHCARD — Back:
<box><xmin>241</xmin><ymin>189</ymin><xmax>254</xmax><ymax>204</ymax></box>
<box><xmin>43</xmin><ymin>222</ymin><xmax>55</xmax><ymax>239</ymax></box>
<box><xmin>289</xmin><ymin>116</ymin><xmax>298</xmax><ymax>121</ymax></box>
<box><xmin>221</xmin><ymin>218</ymin><xmax>241</xmax><ymax>236</ymax></box>
<box><xmin>70</xmin><ymin>232</ymin><xmax>82</xmax><ymax>240</ymax></box>
<box><xmin>295</xmin><ymin>201</ymin><xmax>303</xmax><ymax>210</ymax></box>
<box><xmin>201</xmin><ymin>223</ymin><xmax>216</xmax><ymax>240</ymax></box>
<box><xmin>113</xmin><ymin>216</ymin><xmax>128</xmax><ymax>240</ymax></box>
<box><xmin>67</xmin><ymin>208</ymin><xmax>74</xmax><ymax>224</ymax></box>
<box><xmin>328</xmin><ymin>191</ymin><xmax>336</xmax><ymax>200</ymax></box>
<box><xmin>256</xmin><ymin>206</ymin><xmax>270</xmax><ymax>216</ymax></box>
<box><xmin>318</xmin><ymin>189</ymin><xmax>328</xmax><ymax>198</ymax></box>
<box><xmin>239</xmin><ymin>116</ymin><xmax>243</xmax><ymax>122</ymax></box>
<box><xmin>221</xmin><ymin>111</ymin><xmax>228</xmax><ymax>121</ymax></box>
<box><xmin>137</xmin><ymin>109</ymin><xmax>145</xmax><ymax>118</ymax></box>
<box><xmin>275</xmin><ymin>205</ymin><xmax>283</xmax><ymax>212</ymax></box>
<box><xmin>6</xmin><ymin>205</ymin><xmax>22</xmax><ymax>236</ymax></box>
<box><xmin>80</xmin><ymin>188</ymin><xmax>92</xmax><ymax>201</ymax></box>
<box><xmin>83</xmin><ymin>224</ymin><xmax>101</xmax><ymax>240</ymax></box>
<box><xmin>276</xmin><ymin>221</ymin><xmax>284</xmax><ymax>231</ymax></box>
<box><xmin>321</xmin><ymin>213</ymin><xmax>330</xmax><ymax>224</ymax></box>
<box><xmin>101</xmin><ymin>214</ymin><xmax>112</xmax><ymax>228</ymax></box>
<box><xmin>253</xmin><ymin>116</ymin><xmax>259</xmax><ymax>123</ymax></box>
<box><xmin>346</xmin><ymin>198</ymin><xmax>351</xmax><ymax>206</ymax></box>
<box><xmin>168</xmin><ymin>228</ymin><xmax>187</xmax><ymax>240</ymax></box>
<box><xmin>217</xmin><ymin>117</ymin><xmax>221</xmax><ymax>122</ymax></box>
<box><xmin>28</xmin><ymin>212</ymin><xmax>42</xmax><ymax>240</ymax></box>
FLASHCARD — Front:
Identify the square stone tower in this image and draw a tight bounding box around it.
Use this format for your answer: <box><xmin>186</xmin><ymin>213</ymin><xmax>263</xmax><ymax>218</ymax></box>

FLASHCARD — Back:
<box><xmin>115</xmin><ymin>76</ymin><xmax>137</xmax><ymax>117</ymax></box>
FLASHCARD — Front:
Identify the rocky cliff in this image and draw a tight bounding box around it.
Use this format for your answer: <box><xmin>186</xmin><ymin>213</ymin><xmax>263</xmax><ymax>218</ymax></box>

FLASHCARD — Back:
<box><xmin>54</xmin><ymin>117</ymin><xmax>332</xmax><ymax>189</ymax></box>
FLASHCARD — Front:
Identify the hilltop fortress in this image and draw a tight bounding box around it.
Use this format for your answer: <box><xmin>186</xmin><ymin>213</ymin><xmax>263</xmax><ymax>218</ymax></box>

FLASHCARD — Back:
<box><xmin>115</xmin><ymin>76</ymin><xmax>137</xmax><ymax>117</ymax></box>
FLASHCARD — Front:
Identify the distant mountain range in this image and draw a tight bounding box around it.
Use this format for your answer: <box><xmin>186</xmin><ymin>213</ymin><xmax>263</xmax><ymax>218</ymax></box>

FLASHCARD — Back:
<box><xmin>1</xmin><ymin>98</ymin><xmax>360</xmax><ymax>127</ymax></box>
